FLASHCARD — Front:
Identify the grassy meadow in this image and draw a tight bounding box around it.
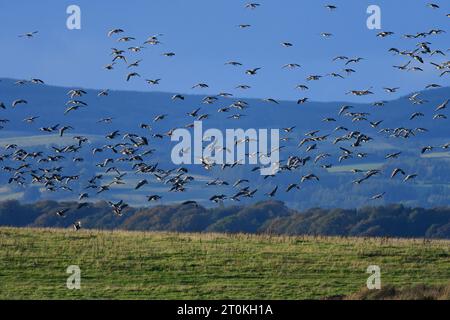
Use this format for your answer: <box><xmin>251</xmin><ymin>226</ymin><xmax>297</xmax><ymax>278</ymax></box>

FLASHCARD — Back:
<box><xmin>0</xmin><ymin>227</ymin><xmax>449</xmax><ymax>299</ymax></box>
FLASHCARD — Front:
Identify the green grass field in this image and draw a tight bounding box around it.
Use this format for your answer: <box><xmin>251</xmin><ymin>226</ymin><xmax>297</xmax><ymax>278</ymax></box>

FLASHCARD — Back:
<box><xmin>326</xmin><ymin>162</ymin><xmax>384</xmax><ymax>173</ymax></box>
<box><xmin>0</xmin><ymin>227</ymin><xmax>449</xmax><ymax>299</ymax></box>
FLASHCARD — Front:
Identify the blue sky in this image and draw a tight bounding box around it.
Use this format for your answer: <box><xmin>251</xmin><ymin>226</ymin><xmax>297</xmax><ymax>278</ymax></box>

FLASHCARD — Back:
<box><xmin>0</xmin><ymin>0</ymin><xmax>448</xmax><ymax>102</ymax></box>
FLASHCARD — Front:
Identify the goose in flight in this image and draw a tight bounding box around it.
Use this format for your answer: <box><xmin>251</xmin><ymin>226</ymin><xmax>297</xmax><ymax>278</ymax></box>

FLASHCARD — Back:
<box><xmin>153</xmin><ymin>114</ymin><xmax>168</xmax><ymax>122</ymax></box>
<box><xmin>371</xmin><ymin>192</ymin><xmax>386</xmax><ymax>200</ymax></box>
<box><xmin>109</xmin><ymin>201</ymin><xmax>128</xmax><ymax>216</ymax></box>
<box><xmin>12</xmin><ymin>99</ymin><xmax>27</xmax><ymax>107</ymax></box>
<box><xmin>391</xmin><ymin>168</ymin><xmax>406</xmax><ymax>178</ymax></box>
<box><xmin>73</xmin><ymin>221</ymin><xmax>81</xmax><ymax>231</ymax></box>
<box><xmin>320</xmin><ymin>32</ymin><xmax>333</xmax><ymax>38</ymax></box>
<box><xmin>295</xmin><ymin>84</ymin><xmax>309</xmax><ymax>90</ymax></box>
<box><xmin>266</xmin><ymin>186</ymin><xmax>278</xmax><ymax>197</ymax></box>
<box><xmin>117</xmin><ymin>36</ymin><xmax>135</xmax><ymax>42</ymax></box>
<box><xmin>346</xmin><ymin>88</ymin><xmax>374</xmax><ymax>96</ymax></box>
<box><xmin>343</xmin><ymin>68</ymin><xmax>356</xmax><ymax>75</ymax></box>
<box><xmin>370</xmin><ymin>120</ymin><xmax>383</xmax><ymax>128</ymax></box>
<box><xmin>404</xmin><ymin>174</ymin><xmax>418</xmax><ymax>182</ymax></box>
<box><xmin>327</xmin><ymin>72</ymin><xmax>344</xmax><ymax>79</ymax></box>
<box><xmin>233</xmin><ymin>179</ymin><xmax>249</xmax><ymax>188</ymax></box>
<box><xmin>433</xmin><ymin>114</ymin><xmax>447</xmax><ymax>120</ymax></box>
<box><xmin>134</xmin><ymin>180</ymin><xmax>148</xmax><ymax>190</ymax></box>
<box><xmin>421</xmin><ymin>146</ymin><xmax>434</xmax><ymax>154</ymax></box>
<box><xmin>97</xmin><ymin>117</ymin><xmax>113</xmax><ymax>124</ymax></box>
<box><xmin>147</xmin><ymin>195</ymin><xmax>162</xmax><ymax>202</ymax></box>
<box><xmin>263</xmin><ymin>98</ymin><xmax>279</xmax><ymax>104</ymax></box>
<box><xmin>386</xmin><ymin>152</ymin><xmax>402</xmax><ymax>159</ymax></box>
<box><xmin>4</xmin><ymin>2</ymin><xmax>449</xmax><ymax>219</ymax></box>
<box><xmin>283</xmin><ymin>126</ymin><xmax>296</xmax><ymax>133</ymax></box>
<box><xmin>286</xmin><ymin>184</ymin><xmax>300</xmax><ymax>192</ymax></box>
<box><xmin>389</xmin><ymin>48</ymin><xmax>401</xmax><ymax>55</ymax></box>
<box><xmin>218</xmin><ymin>92</ymin><xmax>233</xmax><ymax>98</ymax></box>
<box><xmin>98</xmin><ymin>89</ymin><xmax>109</xmax><ymax>97</ymax></box>
<box><xmin>301</xmin><ymin>174</ymin><xmax>319</xmax><ymax>183</ymax></box>
<box><xmin>410</xmin><ymin>112</ymin><xmax>424</xmax><ymax>120</ymax></box>
<box><xmin>56</xmin><ymin>209</ymin><xmax>69</xmax><ymax>217</ymax></box>
<box><xmin>79</xmin><ymin>193</ymin><xmax>88</xmax><ymax>201</ymax></box>
<box><xmin>245</xmin><ymin>3</ymin><xmax>260</xmax><ymax>9</ymax></box>
<box><xmin>187</xmin><ymin>108</ymin><xmax>201</xmax><ymax>117</ymax></box>
<box><xmin>306</xmin><ymin>75</ymin><xmax>322</xmax><ymax>81</ymax></box>
<box><xmin>246</xmin><ymin>68</ymin><xmax>261</xmax><ymax>75</ymax></box>
<box><xmin>172</xmin><ymin>94</ymin><xmax>185</xmax><ymax>101</ymax></box>
<box><xmin>383</xmin><ymin>87</ymin><xmax>400</xmax><ymax>93</ymax></box>
<box><xmin>67</xmin><ymin>89</ymin><xmax>87</xmax><ymax>98</ymax></box>
<box><xmin>345</xmin><ymin>57</ymin><xmax>364</xmax><ymax>65</ymax></box>
<box><xmin>40</xmin><ymin>124</ymin><xmax>60</xmax><ymax>133</ymax></box>
<box><xmin>225</xmin><ymin>61</ymin><xmax>243</xmax><ymax>66</ymax></box>
<box><xmin>112</xmin><ymin>55</ymin><xmax>127</xmax><ymax>64</ymax></box>
<box><xmin>339</xmin><ymin>105</ymin><xmax>353</xmax><ymax>116</ymax></box>
<box><xmin>127</xmin><ymin>60</ymin><xmax>142</xmax><ymax>68</ymax></box>
<box><xmin>283</xmin><ymin>63</ymin><xmax>301</xmax><ymax>69</ymax></box>
<box><xmin>31</xmin><ymin>78</ymin><xmax>44</xmax><ymax>84</ymax></box>
<box><xmin>23</xmin><ymin>116</ymin><xmax>39</xmax><ymax>123</ymax></box>
<box><xmin>377</xmin><ymin>31</ymin><xmax>394</xmax><ymax>38</ymax></box>
<box><xmin>333</xmin><ymin>56</ymin><xmax>348</xmax><ymax>62</ymax></box>
<box><xmin>106</xmin><ymin>130</ymin><xmax>120</xmax><ymax>139</ymax></box>
<box><xmin>181</xmin><ymin>201</ymin><xmax>199</xmax><ymax>207</ymax></box>
<box><xmin>19</xmin><ymin>31</ymin><xmax>38</xmax><ymax>38</ymax></box>
<box><xmin>192</xmin><ymin>83</ymin><xmax>209</xmax><ymax>89</ymax></box>
<box><xmin>126</xmin><ymin>72</ymin><xmax>140</xmax><ymax>81</ymax></box>
<box><xmin>111</xmin><ymin>48</ymin><xmax>125</xmax><ymax>55</ymax></box>
<box><xmin>227</xmin><ymin>113</ymin><xmax>245</xmax><ymax>120</ymax></box>
<box><xmin>144</xmin><ymin>33</ymin><xmax>163</xmax><ymax>41</ymax></box>
<box><xmin>430</xmin><ymin>50</ymin><xmax>445</xmax><ymax>56</ymax></box>
<box><xmin>435</xmin><ymin>99</ymin><xmax>448</xmax><ymax>111</ymax></box>
<box><xmin>59</xmin><ymin>126</ymin><xmax>73</xmax><ymax>137</ymax></box>
<box><xmin>66</xmin><ymin>99</ymin><xmax>87</xmax><ymax>106</ymax></box>
<box><xmin>126</xmin><ymin>45</ymin><xmax>143</xmax><ymax>52</ymax></box>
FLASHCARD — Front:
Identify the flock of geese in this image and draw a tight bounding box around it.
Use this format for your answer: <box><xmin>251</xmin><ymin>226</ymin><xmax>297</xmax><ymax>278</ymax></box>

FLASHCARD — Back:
<box><xmin>1</xmin><ymin>2</ymin><xmax>449</xmax><ymax>230</ymax></box>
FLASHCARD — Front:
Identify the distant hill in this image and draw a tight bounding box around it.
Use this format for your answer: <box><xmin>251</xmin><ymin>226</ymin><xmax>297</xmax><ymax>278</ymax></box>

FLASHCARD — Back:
<box><xmin>0</xmin><ymin>200</ymin><xmax>449</xmax><ymax>238</ymax></box>
<box><xmin>1</xmin><ymin>226</ymin><xmax>449</xmax><ymax>299</ymax></box>
<box><xmin>0</xmin><ymin>78</ymin><xmax>449</xmax><ymax>209</ymax></box>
